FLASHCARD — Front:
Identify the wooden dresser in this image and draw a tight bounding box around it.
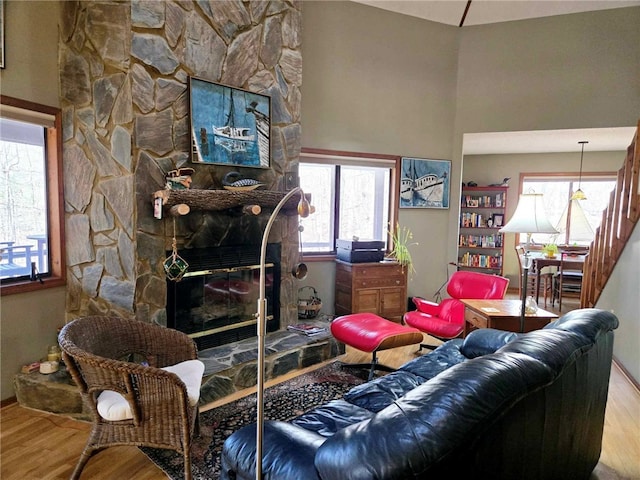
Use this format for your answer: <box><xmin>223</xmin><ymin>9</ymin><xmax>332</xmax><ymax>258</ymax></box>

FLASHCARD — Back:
<box><xmin>334</xmin><ymin>260</ymin><xmax>408</xmax><ymax>323</ymax></box>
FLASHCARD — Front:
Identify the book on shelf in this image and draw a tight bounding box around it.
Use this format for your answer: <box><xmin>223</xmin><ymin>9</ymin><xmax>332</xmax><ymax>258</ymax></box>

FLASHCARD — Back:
<box><xmin>287</xmin><ymin>323</ymin><xmax>326</xmax><ymax>335</ymax></box>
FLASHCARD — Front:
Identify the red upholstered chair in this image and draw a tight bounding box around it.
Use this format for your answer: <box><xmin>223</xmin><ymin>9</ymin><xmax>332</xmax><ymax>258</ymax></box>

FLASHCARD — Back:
<box><xmin>404</xmin><ymin>271</ymin><xmax>509</xmax><ymax>351</ymax></box>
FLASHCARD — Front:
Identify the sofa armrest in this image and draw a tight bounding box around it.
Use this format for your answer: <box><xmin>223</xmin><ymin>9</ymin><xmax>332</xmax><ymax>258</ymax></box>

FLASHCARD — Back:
<box><xmin>221</xmin><ymin>421</ymin><xmax>325</xmax><ymax>480</ymax></box>
<box><xmin>412</xmin><ymin>296</ymin><xmax>441</xmax><ymax>315</ymax></box>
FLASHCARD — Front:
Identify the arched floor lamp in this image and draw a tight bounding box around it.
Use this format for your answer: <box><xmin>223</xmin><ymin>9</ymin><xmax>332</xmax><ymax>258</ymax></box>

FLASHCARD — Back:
<box><xmin>256</xmin><ymin>187</ymin><xmax>310</xmax><ymax>479</ymax></box>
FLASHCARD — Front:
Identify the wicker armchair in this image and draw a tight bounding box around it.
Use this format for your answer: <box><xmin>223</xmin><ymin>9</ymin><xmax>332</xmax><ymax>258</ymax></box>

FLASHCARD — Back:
<box><xmin>58</xmin><ymin>316</ymin><xmax>204</xmax><ymax>480</ymax></box>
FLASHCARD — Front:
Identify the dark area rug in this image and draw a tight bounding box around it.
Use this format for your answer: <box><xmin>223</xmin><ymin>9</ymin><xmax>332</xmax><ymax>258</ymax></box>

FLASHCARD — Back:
<box><xmin>141</xmin><ymin>361</ymin><xmax>366</xmax><ymax>479</ymax></box>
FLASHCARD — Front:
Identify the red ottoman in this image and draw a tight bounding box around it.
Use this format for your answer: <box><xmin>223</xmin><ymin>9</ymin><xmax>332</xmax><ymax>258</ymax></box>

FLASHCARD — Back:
<box><xmin>331</xmin><ymin>313</ymin><xmax>424</xmax><ymax>380</ymax></box>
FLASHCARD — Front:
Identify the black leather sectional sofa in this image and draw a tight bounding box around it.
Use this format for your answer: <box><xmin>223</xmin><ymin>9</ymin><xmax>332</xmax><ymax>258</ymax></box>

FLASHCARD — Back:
<box><xmin>221</xmin><ymin>309</ymin><xmax>619</xmax><ymax>480</ymax></box>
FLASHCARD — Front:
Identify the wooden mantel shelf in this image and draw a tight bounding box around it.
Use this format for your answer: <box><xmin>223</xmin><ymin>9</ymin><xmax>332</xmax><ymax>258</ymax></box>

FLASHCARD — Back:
<box><xmin>153</xmin><ymin>188</ymin><xmax>306</xmax><ymax>216</ymax></box>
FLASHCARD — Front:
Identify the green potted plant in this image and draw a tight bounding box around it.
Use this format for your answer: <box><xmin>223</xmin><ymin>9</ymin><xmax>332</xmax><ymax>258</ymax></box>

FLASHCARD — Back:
<box><xmin>388</xmin><ymin>222</ymin><xmax>417</xmax><ymax>276</ymax></box>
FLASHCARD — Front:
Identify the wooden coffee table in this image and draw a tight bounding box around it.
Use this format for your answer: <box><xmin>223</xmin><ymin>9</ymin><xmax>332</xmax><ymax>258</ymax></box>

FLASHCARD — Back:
<box><xmin>461</xmin><ymin>299</ymin><xmax>558</xmax><ymax>336</ymax></box>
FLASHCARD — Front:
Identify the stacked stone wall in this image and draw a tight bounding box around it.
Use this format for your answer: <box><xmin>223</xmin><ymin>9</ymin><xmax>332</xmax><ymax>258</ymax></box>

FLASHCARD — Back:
<box><xmin>60</xmin><ymin>1</ymin><xmax>302</xmax><ymax>326</ymax></box>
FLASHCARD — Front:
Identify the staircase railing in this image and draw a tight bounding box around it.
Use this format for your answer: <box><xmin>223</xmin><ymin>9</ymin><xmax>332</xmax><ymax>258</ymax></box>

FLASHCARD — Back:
<box><xmin>581</xmin><ymin>120</ymin><xmax>640</xmax><ymax>307</ymax></box>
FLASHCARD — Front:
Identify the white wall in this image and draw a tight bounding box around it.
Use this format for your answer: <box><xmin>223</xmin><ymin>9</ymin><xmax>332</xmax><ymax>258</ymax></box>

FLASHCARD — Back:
<box><xmin>0</xmin><ymin>1</ymin><xmax>63</xmax><ymax>401</ymax></box>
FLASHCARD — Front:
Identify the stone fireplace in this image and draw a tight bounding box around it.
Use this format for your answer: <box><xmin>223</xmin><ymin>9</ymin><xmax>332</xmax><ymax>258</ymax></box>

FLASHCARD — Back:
<box><xmin>59</xmin><ymin>1</ymin><xmax>304</xmax><ymax>331</ymax></box>
<box><xmin>38</xmin><ymin>0</ymin><xmax>348</xmax><ymax>408</ymax></box>
<box><xmin>13</xmin><ymin>1</ymin><xmax>345</xmax><ymax>414</ymax></box>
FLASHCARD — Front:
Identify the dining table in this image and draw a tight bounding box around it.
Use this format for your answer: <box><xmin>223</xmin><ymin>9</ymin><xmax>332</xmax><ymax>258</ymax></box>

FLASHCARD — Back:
<box><xmin>528</xmin><ymin>251</ymin><xmax>587</xmax><ymax>304</ymax></box>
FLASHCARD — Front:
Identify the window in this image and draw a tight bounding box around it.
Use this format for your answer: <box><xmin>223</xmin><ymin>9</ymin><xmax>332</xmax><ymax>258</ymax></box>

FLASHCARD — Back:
<box><xmin>299</xmin><ymin>149</ymin><xmax>399</xmax><ymax>254</ymax></box>
<box><xmin>519</xmin><ymin>173</ymin><xmax>616</xmax><ymax>246</ymax></box>
<box><xmin>0</xmin><ymin>95</ymin><xmax>65</xmax><ymax>294</ymax></box>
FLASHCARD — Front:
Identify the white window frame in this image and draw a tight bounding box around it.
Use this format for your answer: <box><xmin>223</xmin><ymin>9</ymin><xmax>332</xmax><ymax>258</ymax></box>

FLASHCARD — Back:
<box><xmin>299</xmin><ymin>148</ymin><xmax>400</xmax><ymax>256</ymax></box>
<box><xmin>0</xmin><ymin>95</ymin><xmax>66</xmax><ymax>295</ymax></box>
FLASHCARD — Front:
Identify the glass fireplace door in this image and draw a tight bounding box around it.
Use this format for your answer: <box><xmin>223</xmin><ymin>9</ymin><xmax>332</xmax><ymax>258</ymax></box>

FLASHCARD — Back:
<box><xmin>167</xmin><ymin>262</ymin><xmax>278</xmax><ymax>349</ymax></box>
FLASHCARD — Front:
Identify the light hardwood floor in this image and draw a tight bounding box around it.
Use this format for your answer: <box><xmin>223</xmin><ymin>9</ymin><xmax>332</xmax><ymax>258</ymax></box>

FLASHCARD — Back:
<box><xmin>2</xmin><ymin>303</ymin><xmax>639</xmax><ymax>479</ymax></box>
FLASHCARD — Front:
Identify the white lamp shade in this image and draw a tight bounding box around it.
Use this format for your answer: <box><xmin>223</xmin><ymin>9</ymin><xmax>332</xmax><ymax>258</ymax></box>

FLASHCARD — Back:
<box><xmin>555</xmin><ymin>198</ymin><xmax>594</xmax><ymax>243</ymax></box>
<box><xmin>499</xmin><ymin>193</ymin><xmax>558</xmax><ymax>235</ymax></box>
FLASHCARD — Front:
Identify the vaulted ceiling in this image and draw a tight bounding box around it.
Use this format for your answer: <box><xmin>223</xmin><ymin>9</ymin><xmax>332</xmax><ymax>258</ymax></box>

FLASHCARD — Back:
<box><xmin>352</xmin><ymin>0</ymin><xmax>640</xmax><ymax>27</ymax></box>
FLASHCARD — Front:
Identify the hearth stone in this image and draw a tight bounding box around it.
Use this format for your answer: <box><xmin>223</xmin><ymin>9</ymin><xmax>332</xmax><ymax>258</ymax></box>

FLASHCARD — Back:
<box><xmin>13</xmin><ymin>368</ymin><xmax>87</xmax><ymax>417</ymax></box>
<box><xmin>198</xmin><ymin>319</ymin><xmax>342</xmax><ymax>404</ymax></box>
<box><xmin>13</xmin><ymin>319</ymin><xmax>343</xmax><ymax>419</ymax></box>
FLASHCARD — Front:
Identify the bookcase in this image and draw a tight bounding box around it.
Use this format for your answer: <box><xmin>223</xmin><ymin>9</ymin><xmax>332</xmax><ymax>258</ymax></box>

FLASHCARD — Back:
<box><xmin>458</xmin><ymin>186</ymin><xmax>508</xmax><ymax>275</ymax></box>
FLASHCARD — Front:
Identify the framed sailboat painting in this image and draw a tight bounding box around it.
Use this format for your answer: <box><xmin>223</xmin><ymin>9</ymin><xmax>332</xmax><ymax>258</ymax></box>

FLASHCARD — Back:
<box><xmin>400</xmin><ymin>157</ymin><xmax>451</xmax><ymax>209</ymax></box>
<box><xmin>189</xmin><ymin>77</ymin><xmax>271</xmax><ymax>168</ymax></box>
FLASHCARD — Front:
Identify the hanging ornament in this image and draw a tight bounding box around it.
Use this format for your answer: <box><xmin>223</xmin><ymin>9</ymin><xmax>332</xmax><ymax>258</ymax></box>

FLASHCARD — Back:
<box><xmin>292</xmin><ymin>223</ymin><xmax>308</xmax><ymax>280</ymax></box>
<box><xmin>163</xmin><ymin>218</ymin><xmax>189</xmax><ymax>281</ymax></box>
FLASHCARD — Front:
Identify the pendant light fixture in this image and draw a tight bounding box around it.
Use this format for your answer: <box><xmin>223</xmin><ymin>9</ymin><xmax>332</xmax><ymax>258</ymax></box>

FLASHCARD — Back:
<box><xmin>571</xmin><ymin>141</ymin><xmax>588</xmax><ymax>200</ymax></box>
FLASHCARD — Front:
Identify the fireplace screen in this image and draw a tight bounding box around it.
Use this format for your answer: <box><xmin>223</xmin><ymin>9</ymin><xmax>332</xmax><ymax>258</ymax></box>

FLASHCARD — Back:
<box><xmin>166</xmin><ymin>245</ymin><xmax>280</xmax><ymax>350</ymax></box>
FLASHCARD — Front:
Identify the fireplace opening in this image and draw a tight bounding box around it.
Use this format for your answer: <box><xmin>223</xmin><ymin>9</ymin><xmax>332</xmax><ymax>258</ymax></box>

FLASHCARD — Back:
<box><xmin>166</xmin><ymin>244</ymin><xmax>281</xmax><ymax>350</ymax></box>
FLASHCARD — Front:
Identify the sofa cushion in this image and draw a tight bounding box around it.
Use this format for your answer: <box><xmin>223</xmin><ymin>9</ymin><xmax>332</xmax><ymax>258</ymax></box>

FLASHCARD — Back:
<box><xmin>343</xmin><ymin>371</ymin><xmax>425</xmax><ymax>413</ymax></box>
<box><xmin>399</xmin><ymin>339</ymin><xmax>466</xmax><ymax>380</ymax></box>
<box><xmin>460</xmin><ymin>328</ymin><xmax>519</xmax><ymax>358</ymax></box>
<box><xmin>292</xmin><ymin>399</ymin><xmax>375</xmax><ymax>436</ymax></box>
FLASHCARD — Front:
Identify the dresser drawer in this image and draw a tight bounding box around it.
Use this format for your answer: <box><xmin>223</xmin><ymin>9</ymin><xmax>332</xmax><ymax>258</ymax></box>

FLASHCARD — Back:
<box><xmin>354</xmin><ymin>276</ymin><xmax>405</xmax><ymax>289</ymax></box>
<box><xmin>351</xmin><ymin>263</ymin><xmax>405</xmax><ymax>278</ymax></box>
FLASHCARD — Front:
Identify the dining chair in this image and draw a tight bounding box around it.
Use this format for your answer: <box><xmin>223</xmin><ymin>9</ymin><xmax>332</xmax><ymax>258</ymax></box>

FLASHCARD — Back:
<box><xmin>515</xmin><ymin>246</ymin><xmax>554</xmax><ymax>307</ymax></box>
<box><xmin>553</xmin><ymin>249</ymin><xmax>588</xmax><ymax>311</ymax></box>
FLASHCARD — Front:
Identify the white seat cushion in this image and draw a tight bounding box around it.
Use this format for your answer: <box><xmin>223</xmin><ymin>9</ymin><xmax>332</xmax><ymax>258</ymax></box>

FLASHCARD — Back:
<box><xmin>96</xmin><ymin>359</ymin><xmax>205</xmax><ymax>421</ymax></box>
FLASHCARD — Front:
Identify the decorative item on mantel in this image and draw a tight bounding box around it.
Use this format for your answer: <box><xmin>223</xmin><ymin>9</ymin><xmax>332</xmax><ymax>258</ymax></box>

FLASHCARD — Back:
<box><xmin>222</xmin><ymin>171</ymin><xmax>265</xmax><ymax>191</ymax></box>
<box><xmin>156</xmin><ymin>168</ymin><xmax>194</xmax><ymax>219</ymax></box>
<box><xmin>165</xmin><ymin>167</ymin><xmax>195</xmax><ymax>190</ymax></box>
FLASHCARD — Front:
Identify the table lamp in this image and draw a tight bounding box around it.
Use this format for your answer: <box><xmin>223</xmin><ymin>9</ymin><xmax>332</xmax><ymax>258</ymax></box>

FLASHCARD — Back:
<box><xmin>256</xmin><ymin>187</ymin><xmax>310</xmax><ymax>479</ymax></box>
<box><xmin>499</xmin><ymin>192</ymin><xmax>558</xmax><ymax>332</ymax></box>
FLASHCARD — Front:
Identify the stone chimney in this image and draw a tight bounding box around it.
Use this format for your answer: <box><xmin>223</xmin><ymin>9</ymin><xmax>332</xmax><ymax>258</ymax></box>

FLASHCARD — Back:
<box><xmin>59</xmin><ymin>1</ymin><xmax>303</xmax><ymax>326</ymax></box>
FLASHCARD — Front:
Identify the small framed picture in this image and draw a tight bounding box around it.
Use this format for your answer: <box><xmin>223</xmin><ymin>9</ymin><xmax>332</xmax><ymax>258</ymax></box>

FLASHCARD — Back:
<box><xmin>400</xmin><ymin>157</ymin><xmax>451</xmax><ymax>209</ymax></box>
<box><xmin>492</xmin><ymin>213</ymin><xmax>504</xmax><ymax>227</ymax></box>
<box><xmin>467</xmin><ymin>199</ymin><xmax>479</xmax><ymax>207</ymax></box>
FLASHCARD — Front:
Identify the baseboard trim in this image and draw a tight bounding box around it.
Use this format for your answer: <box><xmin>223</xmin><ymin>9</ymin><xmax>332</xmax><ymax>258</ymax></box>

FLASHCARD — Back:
<box><xmin>612</xmin><ymin>356</ymin><xmax>639</xmax><ymax>392</ymax></box>
<box><xmin>1</xmin><ymin>396</ymin><xmax>17</xmax><ymax>408</ymax></box>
